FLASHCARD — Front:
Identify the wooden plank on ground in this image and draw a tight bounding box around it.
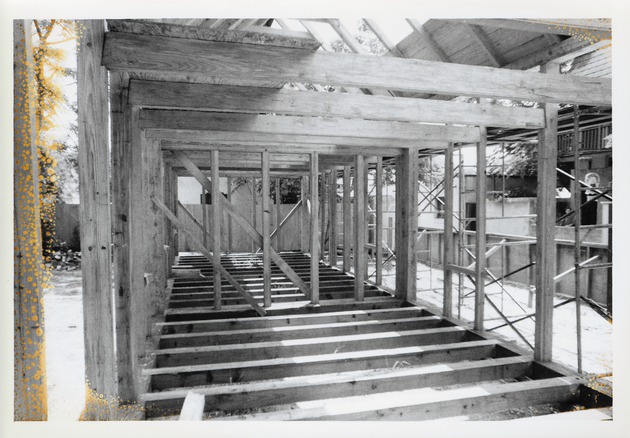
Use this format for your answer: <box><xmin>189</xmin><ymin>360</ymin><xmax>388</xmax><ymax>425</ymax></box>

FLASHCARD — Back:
<box><xmin>102</xmin><ymin>31</ymin><xmax>612</xmax><ymax>105</ymax></box>
<box><xmin>145</xmin><ymin>340</ymin><xmax>500</xmax><ymax>390</ymax></box>
<box><xmin>225</xmin><ymin>376</ymin><xmax>581</xmax><ymax>421</ymax></box>
<box><xmin>142</xmin><ymin>356</ymin><xmax>532</xmax><ymax>417</ymax></box>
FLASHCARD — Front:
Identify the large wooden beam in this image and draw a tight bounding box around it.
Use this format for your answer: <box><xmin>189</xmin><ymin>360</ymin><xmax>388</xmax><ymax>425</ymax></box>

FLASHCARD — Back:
<box><xmin>109</xmin><ymin>71</ymin><xmax>134</xmax><ymax>404</ymax></box>
<box><xmin>107</xmin><ymin>19</ymin><xmax>320</xmax><ymax>50</ymax></box>
<box><xmin>161</xmin><ymin>138</ymin><xmax>407</xmax><ymax>157</ymax></box>
<box><xmin>77</xmin><ymin>20</ymin><xmax>116</xmax><ymax>418</ymax></box>
<box><xmin>103</xmin><ymin>31</ymin><xmax>611</xmax><ymax>105</ymax></box>
<box><xmin>129</xmin><ymin>80</ymin><xmax>545</xmax><ymax>129</ymax></box>
<box><xmin>534</xmin><ymin>62</ymin><xmax>560</xmax><ymax>362</ymax></box>
<box><xmin>139</xmin><ymin>109</ymin><xmax>481</xmax><ymax>144</ymax></box>
<box><xmin>395</xmin><ymin>148</ymin><xmax>419</xmax><ymax>302</ymax></box>
<box><xmin>13</xmin><ymin>19</ymin><xmax>47</xmax><ymax>421</ymax></box>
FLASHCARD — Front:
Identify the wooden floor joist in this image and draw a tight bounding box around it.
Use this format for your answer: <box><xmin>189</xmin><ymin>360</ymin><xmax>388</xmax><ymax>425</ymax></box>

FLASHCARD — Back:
<box><xmin>136</xmin><ymin>251</ymin><xmax>610</xmax><ymax>421</ymax></box>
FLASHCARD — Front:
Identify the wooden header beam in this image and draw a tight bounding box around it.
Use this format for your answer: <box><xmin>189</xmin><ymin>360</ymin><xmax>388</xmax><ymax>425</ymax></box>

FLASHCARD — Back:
<box><xmin>160</xmin><ymin>138</ymin><xmax>408</xmax><ymax>156</ymax></box>
<box><xmin>102</xmin><ymin>31</ymin><xmax>611</xmax><ymax>105</ymax></box>
<box><xmin>107</xmin><ymin>20</ymin><xmax>321</xmax><ymax>50</ymax></box>
<box><xmin>129</xmin><ymin>80</ymin><xmax>545</xmax><ymax>129</ymax></box>
<box><xmin>138</xmin><ymin>109</ymin><xmax>481</xmax><ymax>144</ymax></box>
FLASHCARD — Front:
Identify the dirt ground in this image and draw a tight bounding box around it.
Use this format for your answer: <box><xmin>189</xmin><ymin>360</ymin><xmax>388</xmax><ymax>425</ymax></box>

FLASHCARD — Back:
<box><xmin>43</xmin><ymin>269</ymin><xmax>85</xmax><ymax>421</ymax></box>
<box><xmin>380</xmin><ymin>261</ymin><xmax>613</xmax><ymax>377</ymax></box>
<box><xmin>43</xmin><ymin>262</ymin><xmax>612</xmax><ymax>420</ymax></box>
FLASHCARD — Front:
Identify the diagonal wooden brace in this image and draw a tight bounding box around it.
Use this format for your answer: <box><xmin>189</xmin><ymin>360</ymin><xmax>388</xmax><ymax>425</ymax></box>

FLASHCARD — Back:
<box><xmin>174</xmin><ymin>151</ymin><xmax>312</xmax><ymax>299</ymax></box>
<box><xmin>152</xmin><ymin>196</ymin><xmax>266</xmax><ymax>316</ymax></box>
<box><xmin>256</xmin><ymin>199</ymin><xmax>303</xmax><ymax>253</ymax></box>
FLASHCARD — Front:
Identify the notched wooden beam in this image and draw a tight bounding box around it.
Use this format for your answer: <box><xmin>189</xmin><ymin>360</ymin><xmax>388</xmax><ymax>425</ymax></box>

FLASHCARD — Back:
<box><xmin>106</xmin><ymin>19</ymin><xmax>320</xmax><ymax>50</ymax></box>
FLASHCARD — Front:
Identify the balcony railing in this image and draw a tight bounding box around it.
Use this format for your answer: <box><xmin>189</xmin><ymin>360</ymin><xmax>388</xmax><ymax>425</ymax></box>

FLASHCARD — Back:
<box><xmin>558</xmin><ymin>123</ymin><xmax>612</xmax><ymax>156</ymax></box>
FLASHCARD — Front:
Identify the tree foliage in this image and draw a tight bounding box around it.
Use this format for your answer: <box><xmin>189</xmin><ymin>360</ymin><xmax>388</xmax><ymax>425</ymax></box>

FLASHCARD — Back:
<box><xmin>31</xmin><ymin>19</ymin><xmax>78</xmax><ymax>265</ymax></box>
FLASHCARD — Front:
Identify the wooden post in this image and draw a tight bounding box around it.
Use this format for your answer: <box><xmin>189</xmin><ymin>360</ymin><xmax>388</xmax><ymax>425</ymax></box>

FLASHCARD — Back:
<box><xmin>354</xmin><ymin>156</ymin><xmax>366</xmax><ymax>301</ymax></box>
<box><xmin>262</xmin><ymin>151</ymin><xmax>272</xmax><ymax>307</ymax></box>
<box><xmin>274</xmin><ymin>177</ymin><xmax>281</xmax><ymax>250</ymax></box>
<box><xmin>343</xmin><ymin>166</ymin><xmax>352</xmax><ymax>273</ymax></box>
<box><xmin>572</xmin><ymin>105</ymin><xmax>582</xmax><ymax>373</ymax></box>
<box><xmin>77</xmin><ymin>19</ymin><xmax>117</xmax><ymax>418</ymax></box>
<box><xmin>202</xmin><ymin>186</ymin><xmax>208</xmax><ymax>248</ymax></box>
<box><xmin>535</xmin><ymin>61</ymin><xmax>560</xmax><ymax>362</ymax></box>
<box><xmin>395</xmin><ymin>148</ymin><xmax>419</xmax><ymax>302</ymax></box>
<box><xmin>364</xmin><ymin>163</ymin><xmax>370</xmax><ymax>279</ymax></box>
<box><xmin>443</xmin><ymin>143</ymin><xmax>454</xmax><ymax>317</ymax></box>
<box><xmin>128</xmin><ymin>109</ymin><xmax>167</xmax><ymax>400</ymax></box>
<box><xmin>310</xmin><ymin>153</ymin><xmax>320</xmax><ymax>304</ymax></box>
<box><xmin>211</xmin><ymin>150</ymin><xmax>222</xmax><ymax>310</ymax></box>
<box><xmin>110</xmin><ymin>71</ymin><xmax>134</xmax><ymax>403</ymax></box>
<box><xmin>13</xmin><ymin>19</ymin><xmax>48</xmax><ymax>421</ymax></box>
<box><xmin>227</xmin><ymin>177</ymin><xmax>233</xmax><ymax>253</ymax></box>
<box><xmin>329</xmin><ymin>170</ymin><xmax>338</xmax><ymax>266</ymax></box>
<box><xmin>474</xmin><ymin>130</ymin><xmax>487</xmax><ymax>330</ymax></box>
<box><xmin>251</xmin><ymin>177</ymin><xmax>257</xmax><ymax>252</ymax></box>
<box><xmin>375</xmin><ymin>157</ymin><xmax>383</xmax><ymax>285</ymax></box>
<box><xmin>170</xmin><ymin>169</ymin><xmax>179</xmax><ymax>256</ymax></box>
<box><xmin>300</xmin><ymin>176</ymin><xmax>309</xmax><ymax>252</ymax></box>
<box><xmin>320</xmin><ymin>171</ymin><xmax>327</xmax><ymax>261</ymax></box>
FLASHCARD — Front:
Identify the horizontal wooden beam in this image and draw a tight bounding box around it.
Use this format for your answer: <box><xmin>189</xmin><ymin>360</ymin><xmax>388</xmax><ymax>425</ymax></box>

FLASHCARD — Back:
<box><xmin>129</xmin><ymin>80</ymin><xmax>545</xmax><ymax>128</ymax></box>
<box><xmin>451</xmin><ymin>19</ymin><xmax>611</xmax><ymax>39</ymax></box>
<box><xmin>502</xmin><ymin>37</ymin><xmax>611</xmax><ymax>71</ymax></box>
<box><xmin>103</xmin><ymin>31</ymin><xmax>611</xmax><ymax>105</ymax></box>
<box><xmin>106</xmin><ymin>20</ymin><xmax>320</xmax><ymax>50</ymax></box>
<box><xmin>160</xmin><ymin>139</ymin><xmax>408</xmax><ymax>156</ymax></box>
<box><xmin>139</xmin><ymin>109</ymin><xmax>481</xmax><ymax>143</ymax></box>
